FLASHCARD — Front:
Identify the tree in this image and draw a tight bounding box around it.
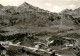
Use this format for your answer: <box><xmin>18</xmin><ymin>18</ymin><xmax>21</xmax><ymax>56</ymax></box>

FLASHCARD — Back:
<box><xmin>48</xmin><ymin>16</ymin><xmax>54</xmax><ymax>22</ymax></box>
<box><xmin>77</xmin><ymin>51</ymin><xmax>80</xmax><ymax>56</ymax></box>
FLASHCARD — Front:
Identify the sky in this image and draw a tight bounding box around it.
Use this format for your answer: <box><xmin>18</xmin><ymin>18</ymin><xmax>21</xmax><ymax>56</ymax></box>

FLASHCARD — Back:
<box><xmin>0</xmin><ymin>0</ymin><xmax>80</xmax><ymax>12</ymax></box>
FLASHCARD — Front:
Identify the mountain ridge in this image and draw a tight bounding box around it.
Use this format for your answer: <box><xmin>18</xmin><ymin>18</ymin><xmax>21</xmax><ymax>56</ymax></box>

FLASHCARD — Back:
<box><xmin>0</xmin><ymin>2</ymin><xmax>80</xmax><ymax>34</ymax></box>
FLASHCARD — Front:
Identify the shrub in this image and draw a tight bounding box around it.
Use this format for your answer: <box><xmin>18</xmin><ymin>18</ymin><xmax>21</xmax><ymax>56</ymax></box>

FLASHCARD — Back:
<box><xmin>75</xmin><ymin>18</ymin><xmax>80</xmax><ymax>24</ymax></box>
<box><xmin>7</xmin><ymin>50</ymin><xmax>17</xmax><ymax>56</ymax></box>
<box><xmin>77</xmin><ymin>51</ymin><xmax>80</xmax><ymax>56</ymax></box>
<box><xmin>5</xmin><ymin>10</ymin><xmax>11</xmax><ymax>13</ymax></box>
<box><xmin>12</xmin><ymin>12</ymin><xmax>20</xmax><ymax>15</ymax></box>
<box><xmin>64</xmin><ymin>33</ymin><xmax>80</xmax><ymax>38</ymax></box>
<box><xmin>0</xmin><ymin>16</ymin><xmax>2</xmax><ymax>19</ymax></box>
<box><xmin>48</xmin><ymin>16</ymin><xmax>54</xmax><ymax>22</ymax></box>
<box><xmin>35</xmin><ymin>31</ymin><xmax>50</xmax><ymax>36</ymax></box>
<box><xmin>0</xmin><ymin>33</ymin><xmax>27</xmax><ymax>41</ymax></box>
<box><xmin>0</xmin><ymin>33</ymin><xmax>37</xmax><ymax>42</ymax></box>
<box><xmin>71</xmin><ymin>17</ymin><xmax>80</xmax><ymax>24</ymax></box>
<box><xmin>9</xmin><ymin>18</ymin><xmax>18</xmax><ymax>26</ymax></box>
<box><xmin>0</xmin><ymin>30</ymin><xmax>8</xmax><ymax>33</ymax></box>
<box><xmin>49</xmin><ymin>35</ymin><xmax>63</xmax><ymax>40</ymax></box>
<box><xmin>0</xmin><ymin>22</ymin><xmax>7</xmax><ymax>26</ymax></box>
<box><xmin>7</xmin><ymin>49</ymin><xmax>41</xmax><ymax>56</ymax></box>
<box><xmin>50</xmin><ymin>40</ymin><xmax>64</xmax><ymax>46</ymax></box>
<box><xmin>57</xmin><ymin>16</ymin><xmax>61</xmax><ymax>20</ymax></box>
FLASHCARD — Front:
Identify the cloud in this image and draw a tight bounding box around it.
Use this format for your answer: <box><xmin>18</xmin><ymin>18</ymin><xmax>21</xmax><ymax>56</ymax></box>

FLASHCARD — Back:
<box><xmin>0</xmin><ymin>0</ymin><xmax>24</xmax><ymax>6</ymax></box>
<box><xmin>0</xmin><ymin>0</ymin><xmax>80</xmax><ymax>12</ymax></box>
<box><xmin>64</xmin><ymin>0</ymin><xmax>79</xmax><ymax>1</ymax></box>
<box><xmin>69</xmin><ymin>4</ymin><xmax>76</xmax><ymax>9</ymax></box>
<box><xmin>45</xmin><ymin>3</ymin><xmax>52</xmax><ymax>6</ymax></box>
<box><xmin>52</xmin><ymin>5</ymin><xmax>64</xmax><ymax>12</ymax></box>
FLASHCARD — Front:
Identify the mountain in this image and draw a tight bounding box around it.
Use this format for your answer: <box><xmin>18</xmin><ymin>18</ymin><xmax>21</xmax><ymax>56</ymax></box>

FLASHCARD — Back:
<box><xmin>72</xmin><ymin>7</ymin><xmax>80</xmax><ymax>17</ymax></box>
<box><xmin>61</xmin><ymin>8</ymin><xmax>80</xmax><ymax>17</ymax></box>
<box><xmin>0</xmin><ymin>2</ymin><xmax>80</xmax><ymax>34</ymax></box>
<box><xmin>61</xmin><ymin>8</ymin><xmax>80</xmax><ymax>27</ymax></box>
<box><xmin>0</xmin><ymin>2</ymin><xmax>80</xmax><ymax>56</ymax></box>
<box><xmin>19</xmin><ymin>2</ymin><xmax>32</xmax><ymax>7</ymax></box>
<box><xmin>0</xmin><ymin>2</ymin><xmax>61</xmax><ymax>34</ymax></box>
<box><xmin>0</xmin><ymin>4</ymin><xmax>3</xmax><ymax>9</ymax></box>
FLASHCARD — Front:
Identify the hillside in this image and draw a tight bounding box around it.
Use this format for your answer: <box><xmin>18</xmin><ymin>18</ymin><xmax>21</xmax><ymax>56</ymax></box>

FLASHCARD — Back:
<box><xmin>0</xmin><ymin>2</ymin><xmax>80</xmax><ymax>56</ymax></box>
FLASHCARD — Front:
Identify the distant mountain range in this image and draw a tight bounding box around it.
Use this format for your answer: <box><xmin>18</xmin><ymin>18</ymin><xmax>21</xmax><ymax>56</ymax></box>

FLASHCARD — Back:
<box><xmin>0</xmin><ymin>2</ymin><xmax>80</xmax><ymax>34</ymax></box>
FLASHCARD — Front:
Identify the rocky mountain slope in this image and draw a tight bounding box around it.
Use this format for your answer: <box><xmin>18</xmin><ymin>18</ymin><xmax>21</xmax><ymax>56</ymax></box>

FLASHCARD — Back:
<box><xmin>0</xmin><ymin>2</ymin><xmax>60</xmax><ymax>27</ymax></box>
<box><xmin>0</xmin><ymin>2</ymin><xmax>80</xmax><ymax>34</ymax></box>
<box><xmin>0</xmin><ymin>2</ymin><xmax>63</xmax><ymax>34</ymax></box>
<box><xmin>0</xmin><ymin>2</ymin><xmax>80</xmax><ymax>56</ymax></box>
